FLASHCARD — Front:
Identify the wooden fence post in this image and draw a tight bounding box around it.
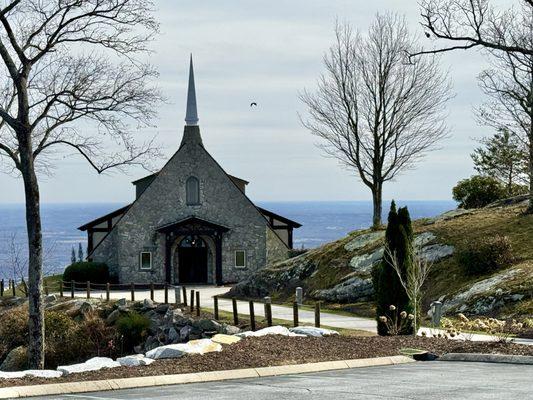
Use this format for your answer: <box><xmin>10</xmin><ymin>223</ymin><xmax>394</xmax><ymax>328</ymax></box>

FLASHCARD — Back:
<box><xmin>190</xmin><ymin>290</ymin><xmax>195</xmax><ymax>313</ymax></box>
<box><xmin>150</xmin><ymin>282</ymin><xmax>154</xmax><ymax>301</ymax></box>
<box><xmin>293</xmin><ymin>301</ymin><xmax>299</xmax><ymax>327</ymax></box>
<box><xmin>164</xmin><ymin>284</ymin><xmax>169</xmax><ymax>304</ymax></box>
<box><xmin>0</xmin><ymin>279</ymin><xmax>4</xmax><ymax>297</ymax></box>
<box><xmin>71</xmin><ymin>280</ymin><xmax>75</xmax><ymax>298</ymax></box>
<box><xmin>59</xmin><ymin>281</ymin><xmax>63</xmax><ymax>297</ymax></box>
<box><xmin>263</xmin><ymin>297</ymin><xmax>272</xmax><ymax>327</ymax></box>
<box><xmin>130</xmin><ymin>283</ymin><xmax>135</xmax><ymax>301</ymax></box>
<box><xmin>106</xmin><ymin>283</ymin><xmax>110</xmax><ymax>301</ymax></box>
<box><xmin>86</xmin><ymin>281</ymin><xmax>90</xmax><ymax>299</ymax></box>
<box><xmin>196</xmin><ymin>291</ymin><xmax>200</xmax><ymax>316</ymax></box>
<box><xmin>12</xmin><ymin>280</ymin><xmax>16</xmax><ymax>297</ymax></box>
<box><xmin>44</xmin><ymin>282</ymin><xmax>49</xmax><ymax>296</ymax></box>
<box><xmin>182</xmin><ymin>286</ymin><xmax>187</xmax><ymax>306</ymax></box>
<box><xmin>249</xmin><ymin>300</ymin><xmax>256</xmax><ymax>331</ymax></box>
<box><xmin>232</xmin><ymin>298</ymin><xmax>238</xmax><ymax>325</ymax></box>
<box><xmin>214</xmin><ymin>296</ymin><xmax>219</xmax><ymax>320</ymax></box>
<box><xmin>314</xmin><ymin>302</ymin><xmax>321</xmax><ymax>328</ymax></box>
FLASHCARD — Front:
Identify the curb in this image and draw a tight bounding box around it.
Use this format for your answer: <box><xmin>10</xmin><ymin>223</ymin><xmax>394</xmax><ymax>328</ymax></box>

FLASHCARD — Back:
<box><xmin>438</xmin><ymin>353</ymin><xmax>533</xmax><ymax>365</ymax></box>
<box><xmin>0</xmin><ymin>355</ymin><xmax>413</xmax><ymax>399</ymax></box>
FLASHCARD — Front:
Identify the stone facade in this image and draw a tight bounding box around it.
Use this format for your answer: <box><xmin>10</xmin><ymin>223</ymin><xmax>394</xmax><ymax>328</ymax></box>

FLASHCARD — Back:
<box><xmin>90</xmin><ymin>126</ymin><xmax>292</xmax><ymax>285</ymax></box>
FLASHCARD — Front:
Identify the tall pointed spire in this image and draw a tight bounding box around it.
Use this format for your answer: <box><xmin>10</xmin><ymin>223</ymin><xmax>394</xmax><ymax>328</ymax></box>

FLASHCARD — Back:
<box><xmin>185</xmin><ymin>54</ymin><xmax>199</xmax><ymax>126</ymax></box>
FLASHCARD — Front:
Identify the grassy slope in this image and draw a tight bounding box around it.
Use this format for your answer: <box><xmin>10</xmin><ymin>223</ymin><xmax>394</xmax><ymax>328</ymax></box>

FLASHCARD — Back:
<box><xmin>259</xmin><ymin>203</ymin><xmax>533</xmax><ymax>318</ymax></box>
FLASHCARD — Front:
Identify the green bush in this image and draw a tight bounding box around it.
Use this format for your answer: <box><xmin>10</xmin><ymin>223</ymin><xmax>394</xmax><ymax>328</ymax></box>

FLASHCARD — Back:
<box><xmin>63</xmin><ymin>261</ymin><xmax>114</xmax><ymax>284</ymax></box>
<box><xmin>116</xmin><ymin>312</ymin><xmax>150</xmax><ymax>351</ymax></box>
<box><xmin>452</xmin><ymin>175</ymin><xmax>506</xmax><ymax>209</ymax></box>
<box><xmin>457</xmin><ymin>235</ymin><xmax>514</xmax><ymax>276</ymax></box>
<box><xmin>44</xmin><ymin>311</ymin><xmax>78</xmax><ymax>368</ymax></box>
<box><xmin>0</xmin><ymin>306</ymin><xmax>28</xmax><ymax>362</ymax></box>
<box><xmin>374</xmin><ymin>201</ymin><xmax>414</xmax><ymax>336</ymax></box>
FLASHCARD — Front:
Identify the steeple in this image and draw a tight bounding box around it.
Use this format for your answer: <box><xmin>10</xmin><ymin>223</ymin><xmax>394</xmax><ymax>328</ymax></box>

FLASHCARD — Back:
<box><xmin>185</xmin><ymin>54</ymin><xmax>199</xmax><ymax>126</ymax></box>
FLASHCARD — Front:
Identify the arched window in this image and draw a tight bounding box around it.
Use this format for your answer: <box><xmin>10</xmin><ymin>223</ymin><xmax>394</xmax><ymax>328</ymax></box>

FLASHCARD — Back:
<box><xmin>186</xmin><ymin>176</ymin><xmax>200</xmax><ymax>205</ymax></box>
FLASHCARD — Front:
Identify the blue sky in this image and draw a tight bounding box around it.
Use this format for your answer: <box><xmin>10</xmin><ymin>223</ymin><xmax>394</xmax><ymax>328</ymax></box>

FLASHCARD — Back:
<box><xmin>0</xmin><ymin>0</ymin><xmax>491</xmax><ymax>203</ymax></box>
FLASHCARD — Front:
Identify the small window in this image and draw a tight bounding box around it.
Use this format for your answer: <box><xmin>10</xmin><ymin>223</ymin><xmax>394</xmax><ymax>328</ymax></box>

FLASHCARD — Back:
<box><xmin>186</xmin><ymin>176</ymin><xmax>200</xmax><ymax>205</ymax></box>
<box><xmin>235</xmin><ymin>250</ymin><xmax>246</xmax><ymax>268</ymax></box>
<box><xmin>140</xmin><ymin>252</ymin><xmax>152</xmax><ymax>270</ymax></box>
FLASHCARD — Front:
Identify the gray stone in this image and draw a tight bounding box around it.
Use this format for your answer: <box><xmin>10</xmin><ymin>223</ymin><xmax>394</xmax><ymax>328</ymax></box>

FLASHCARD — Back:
<box><xmin>116</xmin><ymin>298</ymin><xmax>127</xmax><ymax>307</ymax></box>
<box><xmin>192</xmin><ymin>319</ymin><xmax>221</xmax><ymax>332</ymax></box>
<box><xmin>145</xmin><ymin>339</ymin><xmax>222</xmax><ymax>360</ymax></box>
<box><xmin>180</xmin><ymin>325</ymin><xmax>193</xmax><ymax>341</ymax></box>
<box><xmin>79</xmin><ymin>301</ymin><xmax>95</xmax><ymax>314</ymax></box>
<box><xmin>0</xmin><ymin>346</ymin><xmax>27</xmax><ymax>372</ymax></box>
<box><xmin>106</xmin><ymin>309</ymin><xmax>121</xmax><ymax>324</ymax></box>
<box><xmin>155</xmin><ymin>304</ymin><xmax>170</xmax><ymax>314</ymax></box>
<box><xmin>289</xmin><ymin>326</ymin><xmax>339</xmax><ymax>337</ymax></box>
<box><xmin>314</xmin><ymin>277</ymin><xmax>374</xmax><ymax>303</ymax></box>
<box><xmin>44</xmin><ymin>294</ymin><xmax>57</xmax><ymax>303</ymax></box>
<box><xmin>349</xmin><ymin>248</ymin><xmax>383</xmax><ymax>274</ymax></box>
<box><xmin>220</xmin><ymin>324</ymin><xmax>241</xmax><ymax>335</ymax></box>
<box><xmin>414</xmin><ymin>232</ymin><xmax>436</xmax><ymax>247</ymax></box>
<box><xmin>117</xmin><ymin>354</ymin><xmax>155</xmax><ymax>367</ymax></box>
<box><xmin>420</xmin><ymin>244</ymin><xmax>454</xmax><ymax>263</ymax></box>
<box><xmin>168</xmin><ymin>327</ymin><xmax>179</xmax><ymax>342</ymax></box>
<box><xmin>344</xmin><ymin>231</ymin><xmax>385</xmax><ymax>252</ymax></box>
<box><xmin>143</xmin><ymin>298</ymin><xmax>155</xmax><ymax>309</ymax></box>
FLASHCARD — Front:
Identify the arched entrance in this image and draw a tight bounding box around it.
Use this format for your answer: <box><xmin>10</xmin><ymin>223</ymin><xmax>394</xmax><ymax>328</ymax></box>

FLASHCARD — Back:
<box><xmin>176</xmin><ymin>235</ymin><xmax>208</xmax><ymax>284</ymax></box>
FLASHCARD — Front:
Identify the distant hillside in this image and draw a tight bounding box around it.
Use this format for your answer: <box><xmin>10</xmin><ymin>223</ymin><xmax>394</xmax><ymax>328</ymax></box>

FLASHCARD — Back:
<box><xmin>229</xmin><ymin>198</ymin><xmax>533</xmax><ymax>319</ymax></box>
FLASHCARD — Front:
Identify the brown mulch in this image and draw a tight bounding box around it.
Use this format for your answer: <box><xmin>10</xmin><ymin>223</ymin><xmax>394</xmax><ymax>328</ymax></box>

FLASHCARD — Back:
<box><xmin>1</xmin><ymin>335</ymin><xmax>533</xmax><ymax>388</ymax></box>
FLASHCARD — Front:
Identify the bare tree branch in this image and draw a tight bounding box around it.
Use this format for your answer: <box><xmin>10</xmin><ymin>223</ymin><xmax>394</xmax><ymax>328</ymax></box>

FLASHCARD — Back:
<box><xmin>300</xmin><ymin>14</ymin><xmax>452</xmax><ymax>227</ymax></box>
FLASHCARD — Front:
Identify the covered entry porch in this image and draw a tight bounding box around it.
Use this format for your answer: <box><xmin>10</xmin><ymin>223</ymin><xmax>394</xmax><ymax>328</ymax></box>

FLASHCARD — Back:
<box><xmin>157</xmin><ymin>217</ymin><xmax>229</xmax><ymax>285</ymax></box>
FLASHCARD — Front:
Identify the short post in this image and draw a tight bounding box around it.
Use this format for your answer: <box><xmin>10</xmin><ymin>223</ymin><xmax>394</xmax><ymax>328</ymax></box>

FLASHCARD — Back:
<box><xmin>295</xmin><ymin>287</ymin><xmax>303</xmax><ymax>305</ymax></box>
<box><xmin>264</xmin><ymin>296</ymin><xmax>272</xmax><ymax>327</ymax></box>
<box><xmin>314</xmin><ymin>302</ymin><xmax>321</xmax><ymax>328</ymax></box>
<box><xmin>232</xmin><ymin>298</ymin><xmax>238</xmax><ymax>325</ymax></box>
<box><xmin>430</xmin><ymin>301</ymin><xmax>443</xmax><ymax>327</ymax></box>
<box><xmin>293</xmin><ymin>301</ymin><xmax>299</xmax><ymax>327</ymax></box>
<box><xmin>71</xmin><ymin>280</ymin><xmax>75</xmax><ymax>298</ymax></box>
<box><xmin>150</xmin><ymin>282</ymin><xmax>154</xmax><ymax>301</ymax></box>
<box><xmin>249</xmin><ymin>300</ymin><xmax>256</xmax><ymax>331</ymax></box>
<box><xmin>106</xmin><ymin>283</ymin><xmax>110</xmax><ymax>301</ymax></box>
<box><xmin>44</xmin><ymin>282</ymin><xmax>49</xmax><ymax>296</ymax></box>
<box><xmin>86</xmin><ymin>281</ymin><xmax>90</xmax><ymax>299</ymax></box>
<box><xmin>59</xmin><ymin>280</ymin><xmax>63</xmax><ymax>297</ymax></box>
<box><xmin>164</xmin><ymin>284</ymin><xmax>169</xmax><ymax>304</ymax></box>
<box><xmin>196</xmin><ymin>291</ymin><xmax>201</xmax><ymax>316</ymax></box>
<box><xmin>182</xmin><ymin>286</ymin><xmax>187</xmax><ymax>306</ymax></box>
<box><xmin>213</xmin><ymin>296</ymin><xmax>219</xmax><ymax>320</ymax></box>
<box><xmin>1</xmin><ymin>279</ymin><xmax>4</xmax><ymax>297</ymax></box>
<box><xmin>12</xmin><ymin>280</ymin><xmax>16</xmax><ymax>297</ymax></box>
<box><xmin>190</xmin><ymin>290</ymin><xmax>195</xmax><ymax>313</ymax></box>
<box><xmin>130</xmin><ymin>282</ymin><xmax>135</xmax><ymax>301</ymax></box>
<box><xmin>174</xmin><ymin>286</ymin><xmax>182</xmax><ymax>305</ymax></box>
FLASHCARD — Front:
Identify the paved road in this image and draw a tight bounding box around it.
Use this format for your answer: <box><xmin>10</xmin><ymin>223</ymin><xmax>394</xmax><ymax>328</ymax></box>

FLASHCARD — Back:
<box><xmin>29</xmin><ymin>361</ymin><xmax>533</xmax><ymax>399</ymax></box>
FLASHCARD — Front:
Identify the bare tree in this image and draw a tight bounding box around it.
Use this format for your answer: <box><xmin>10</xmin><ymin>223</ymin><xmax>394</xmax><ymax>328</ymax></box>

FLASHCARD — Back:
<box><xmin>413</xmin><ymin>1</ymin><xmax>533</xmax><ymax>211</ymax></box>
<box><xmin>475</xmin><ymin>15</ymin><xmax>533</xmax><ymax>211</ymax></box>
<box><xmin>386</xmin><ymin>244</ymin><xmax>433</xmax><ymax>335</ymax></box>
<box><xmin>0</xmin><ymin>0</ymin><xmax>162</xmax><ymax>369</ymax></box>
<box><xmin>415</xmin><ymin>0</ymin><xmax>533</xmax><ymax>57</ymax></box>
<box><xmin>300</xmin><ymin>14</ymin><xmax>452</xmax><ymax>228</ymax></box>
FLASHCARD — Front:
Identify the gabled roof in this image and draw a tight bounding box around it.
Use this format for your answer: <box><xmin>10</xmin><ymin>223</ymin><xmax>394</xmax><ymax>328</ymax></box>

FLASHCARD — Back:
<box><xmin>78</xmin><ymin>204</ymin><xmax>131</xmax><ymax>231</ymax></box>
<box><xmin>258</xmin><ymin>207</ymin><xmax>302</xmax><ymax>228</ymax></box>
<box><xmin>156</xmin><ymin>216</ymin><xmax>229</xmax><ymax>234</ymax></box>
<box><xmin>132</xmin><ymin>172</ymin><xmax>248</xmax><ymax>187</ymax></box>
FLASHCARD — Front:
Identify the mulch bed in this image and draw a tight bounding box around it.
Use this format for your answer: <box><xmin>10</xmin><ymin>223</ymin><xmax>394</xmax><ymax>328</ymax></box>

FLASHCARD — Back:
<box><xmin>1</xmin><ymin>335</ymin><xmax>533</xmax><ymax>388</ymax></box>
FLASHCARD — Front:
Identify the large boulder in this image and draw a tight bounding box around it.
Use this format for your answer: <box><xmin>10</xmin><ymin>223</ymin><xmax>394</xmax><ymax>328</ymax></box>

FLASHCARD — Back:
<box><xmin>344</xmin><ymin>231</ymin><xmax>384</xmax><ymax>252</ymax></box>
<box><xmin>192</xmin><ymin>319</ymin><xmax>221</xmax><ymax>332</ymax></box>
<box><xmin>0</xmin><ymin>346</ymin><xmax>27</xmax><ymax>372</ymax></box>
<box><xmin>289</xmin><ymin>326</ymin><xmax>339</xmax><ymax>337</ymax></box>
<box><xmin>236</xmin><ymin>326</ymin><xmax>303</xmax><ymax>338</ymax></box>
<box><xmin>211</xmin><ymin>334</ymin><xmax>241</xmax><ymax>345</ymax></box>
<box><xmin>0</xmin><ymin>369</ymin><xmax>62</xmax><ymax>379</ymax></box>
<box><xmin>145</xmin><ymin>339</ymin><xmax>222</xmax><ymax>360</ymax></box>
<box><xmin>314</xmin><ymin>277</ymin><xmax>373</xmax><ymax>303</ymax></box>
<box><xmin>57</xmin><ymin>357</ymin><xmax>120</xmax><ymax>375</ymax></box>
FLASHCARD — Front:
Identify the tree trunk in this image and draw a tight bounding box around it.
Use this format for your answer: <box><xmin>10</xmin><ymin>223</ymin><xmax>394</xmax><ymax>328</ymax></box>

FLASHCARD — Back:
<box><xmin>528</xmin><ymin>137</ymin><xmax>533</xmax><ymax>213</ymax></box>
<box><xmin>20</xmin><ymin>150</ymin><xmax>45</xmax><ymax>369</ymax></box>
<box><xmin>371</xmin><ymin>184</ymin><xmax>383</xmax><ymax>229</ymax></box>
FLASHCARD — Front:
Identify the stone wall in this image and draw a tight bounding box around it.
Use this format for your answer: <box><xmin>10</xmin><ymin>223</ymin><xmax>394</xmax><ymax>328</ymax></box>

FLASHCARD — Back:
<box><xmin>266</xmin><ymin>227</ymin><xmax>289</xmax><ymax>265</ymax></box>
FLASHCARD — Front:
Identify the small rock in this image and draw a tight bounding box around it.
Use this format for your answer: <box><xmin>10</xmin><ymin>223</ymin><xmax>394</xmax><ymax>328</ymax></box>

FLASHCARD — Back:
<box><xmin>143</xmin><ymin>298</ymin><xmax>155</xmax><ymax>309</ymax></box>
<box><xmin>192</xmin><ymin>319</ymin><xmax>221</xmax><ymax>332</ymax></box>
<box><xmin>221</xmin><ymin>325</ymin><xmax>241</xmax><ymax>335</ymax></box>
<box><xmin>211</xmin><ymin>334</ymin><xmax>241</xmax><ymax>345</ymax></box>
<box><xmin>168</xmin><ymin>327</ymin><xmax>179</xmax><ymax>342</ymax></box>
<box><xmin>106</xmin><ymin>309</ymin><xmax>121</xmax><ymax>325</ymax></box>
<box><xmin>44</xmin><ymin>294</ymin><xmax>57</xmax><ymax>303</ymax></box>
<box><xmin>116</xmin><ymin>298</ymin><xmax>127</xmax><ymax>307</ymax></box>
<box><xmin>117</xmin><ymin>354</ymin><xmax>155</xmax><ymax>367</ymax></box>
<box><xmin>57</xmin><ymin>357</ymin><xmax>120</xmax><ymax>375</ymax></box>
<box><xmin>180</xmin><ymin>325</ymin><xmax>192</xmax><ymax>341</ymax></box>
<box><xmin>79</xmin><ymin>301</ymin><xmax>95</xmax><ymax>314</ymax></box>
<box><xmin>155</xmin><ymin>304</ymin><xmax>170</xmax><ymax>314</ymax></box>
